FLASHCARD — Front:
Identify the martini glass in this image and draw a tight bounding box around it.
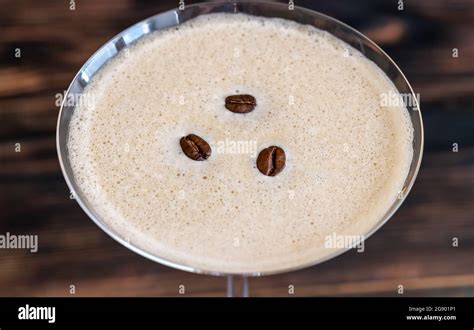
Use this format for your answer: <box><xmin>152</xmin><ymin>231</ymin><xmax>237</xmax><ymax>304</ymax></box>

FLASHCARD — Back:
<box><xmin>57</xmin><ymin>1</ymin><xmax>423</xmax><ymax>296</ymax></box>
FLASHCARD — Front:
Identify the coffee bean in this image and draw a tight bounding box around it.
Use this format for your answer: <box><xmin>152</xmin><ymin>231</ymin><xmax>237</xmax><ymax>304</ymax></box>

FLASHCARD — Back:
<box><xmin>257</xmin><ymin>146</ymin><xmax>286</xmax><ymax>176</ymax></box>
<box><xmin>225</xmin><ymin>94</ymin><xmax>257</xmax><ymax>113</ymax></box>
<box><xmin>180</xmin><ymin>134</ymin><xmax>211</xmax><ymax>161</ymax></box>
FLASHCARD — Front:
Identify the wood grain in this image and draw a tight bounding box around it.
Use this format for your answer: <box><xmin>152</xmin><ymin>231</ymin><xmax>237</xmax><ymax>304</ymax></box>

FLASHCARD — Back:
<box><xmin>0</xmin><ymin>0</ymin><xmax>473</xmax><ymax>297</ymax></box>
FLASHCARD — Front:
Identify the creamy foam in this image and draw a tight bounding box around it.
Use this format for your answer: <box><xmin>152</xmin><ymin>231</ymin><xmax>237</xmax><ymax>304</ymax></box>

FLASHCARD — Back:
<box><xmin>67</xmin><ymin>13</ymin><xmax>414</xmax><ymax>274</ymax></box>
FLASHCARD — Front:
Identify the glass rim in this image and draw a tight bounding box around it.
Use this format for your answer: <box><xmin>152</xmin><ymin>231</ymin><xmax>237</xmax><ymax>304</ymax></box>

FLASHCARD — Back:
<box><xmin>56</xmin><ymin>1</ymin><xmax>424</xmax><ymax>277</ymax></box>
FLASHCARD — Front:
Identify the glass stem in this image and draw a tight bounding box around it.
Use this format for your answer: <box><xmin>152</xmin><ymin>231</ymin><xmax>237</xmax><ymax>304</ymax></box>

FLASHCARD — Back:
<box><xmin>226</xmin><ymin>275</ymin><xmax>234</xmax><ymax>297</ymax></box>
<box><xmin>226</xmin><ymin>275</ymin><xmax>249</xmax><ymax>297</ymax></box>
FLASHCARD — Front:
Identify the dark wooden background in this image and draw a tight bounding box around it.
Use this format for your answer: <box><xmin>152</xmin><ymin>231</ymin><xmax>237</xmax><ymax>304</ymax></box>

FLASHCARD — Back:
<box><xmin>0</xmin><ymin>0</ymin><xmax>473</xmax><ymax>297</ymax></box>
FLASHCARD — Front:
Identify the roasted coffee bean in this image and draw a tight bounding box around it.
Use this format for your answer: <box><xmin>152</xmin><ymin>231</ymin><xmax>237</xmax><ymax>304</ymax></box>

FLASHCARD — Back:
<box><xmin>225</xmin><ymin>94</ymin><xmax>257</xmax><ymax>113</ymax></box>
<box><xmin>180</xmin><ymin>134</ymin><xmax>211</xmax><ymax>161</ymax></box>
<box><xmin>256</xmin><ymin>146</ymin><xmax>286</xmax><ymax>176</ymax></box>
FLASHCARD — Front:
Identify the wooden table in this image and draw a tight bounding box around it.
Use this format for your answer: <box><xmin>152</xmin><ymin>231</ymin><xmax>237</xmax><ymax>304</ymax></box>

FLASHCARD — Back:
<box><xmin>0</xmin><ymin>0</ymin><xmax>473</xmax><ymax>296</ymax></box>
